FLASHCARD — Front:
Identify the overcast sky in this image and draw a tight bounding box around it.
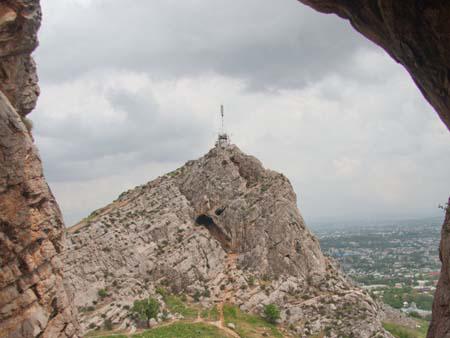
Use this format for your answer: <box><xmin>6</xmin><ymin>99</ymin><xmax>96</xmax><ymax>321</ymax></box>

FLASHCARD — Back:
<box><xmin>33</xmin><ymin>0</ymin><xmax>450</xmax><ymax>227</ymax></box>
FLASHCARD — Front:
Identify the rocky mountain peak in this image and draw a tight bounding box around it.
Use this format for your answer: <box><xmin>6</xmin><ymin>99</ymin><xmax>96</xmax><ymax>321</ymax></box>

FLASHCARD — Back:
<box><xmin>172</xmin><ymin>144</ymin><xmax>326</xmax><ymax>278</ymax></box>
<box><xmin>64</xmin><ymin>144</ymin><xmax>391</xmax><ymax>337</ymax></box>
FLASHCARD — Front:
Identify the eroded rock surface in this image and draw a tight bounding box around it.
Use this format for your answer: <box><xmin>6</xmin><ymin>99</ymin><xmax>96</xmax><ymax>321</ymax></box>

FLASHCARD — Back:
<box><xmin>428</xmin><ymin>199</ymin><xmax>450</xmax><ymax>338</ymax></box>
<box><xmin>65</xmin><ymin>144</ymin><xmax>392</xmax><ymax>337</ymax></box>
<box><xmin>0</xmin><ymin>0</ymin><xmax>79</xmax><ymax>337</ymax></box>
<box><xmin>0</xmin><ymin>0</ymin><xmax>40</xmax><ymax>117</ymax></box>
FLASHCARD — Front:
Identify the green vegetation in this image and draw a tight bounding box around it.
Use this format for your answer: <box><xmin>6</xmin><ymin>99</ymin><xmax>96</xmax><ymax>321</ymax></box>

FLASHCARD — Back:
<box><xmin>103</xmin><ymin>319</ymin><xmax>113</xmax><ymax>331</ymax></box>
<box><xmin>193</xmin><ymin>290</ymin><xmax>201</xmax><ymax>302</ymax></box>
<box><xmin>84</xmin><ymin>330</ymin><xmax>127</xmax><ymax>338</ymax></box>
<box><xmin>131</xmin><ymin>297</ymin><xmax>160</xmax><ymax>321</ymax></box>
<box><xmin>382</xmin><ymin>287</ymin><xmax>434</xmax><ymax>310</ymax></box>
<box><xmin>155</xmin><ymin>287</ymin><xmax>167</xmax><ymax>297</ymax></box>
<box><xmin>263</xmin><ymin>304</ymin><xmax>280</xmax><ymax>324</ymax></box>
<box><xmin>383</xmin><ymin>321</ymin><xmax>429</xmax><ymax>338</ymax></box>
<box><xmin>98</xmin><ymin>288</ymin><xmax>108</xmax><ymax>299</ymax></box>
<box><xmin>79</xmin><ymin>305</ymin><xmax>95</xmax><ymax>313</ymax></box>
<box><xmin>166</xmin><ymin>170</ymin><xmax>180</xmax><ymax>178</ymax></box>
<box><xmin>222</xmin><ymin>304</ymin><xmax>282</xmax><ymax>338</ymax></box>
<box><xmin>209</xmin><ymin>305</ymin><xmax>219</xmax><ymax>321</ymax></box>
<box><xmin>131</xmin><ymin>322</ymin><xmax>232</xmax><ymax>338</ymax></box>
<box><xmin>198</xmin><ymin>305</ymin><xmax>220</xmax><ymax>321</ymax></box>
<box><xmin>200</xmin><ymin>308</ymin><xmax>209</xmax><ymax>319</ymax></box>
<box><xmin>160</xmin><ymin>293</ymin><xmax>197</xmax><ymax>319</ymax></box>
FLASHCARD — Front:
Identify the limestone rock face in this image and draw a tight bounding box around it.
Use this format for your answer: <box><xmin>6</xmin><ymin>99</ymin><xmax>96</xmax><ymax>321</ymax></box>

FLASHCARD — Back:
<box><xmin>428</xmin><ymin>199</ymin><xmax>450</xmax><ymax>338</ymax></box>
<box><xmin>0</xmin><ymin>0</ymin><xmax>79</xmax><ymax>337</ymax></box>
<box><xmin>297</xmin><ymin>0</ymin><xmax>450</xmax><ymax>132</ymax></box>
<box><xmin>176</xmin><ymin>146</ymin><xmax>327</xmax><ymax>278</ymax></box>
<box><xmin>0</xmin><ymin>0</ymin><xmax>41</xmax><ymax>117</ymax></box>
<box><xmin>65</xmin><ymin>144</ymin><xmax>392</xmax><ymax>337</ymax></box>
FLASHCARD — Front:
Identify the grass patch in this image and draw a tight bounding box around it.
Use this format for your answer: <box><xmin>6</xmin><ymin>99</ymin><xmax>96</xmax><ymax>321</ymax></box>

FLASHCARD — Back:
<box><xmin>200</xmin><ymin>309</ymin><xmax>209</xmax><ymax>319</ymax></box>
<box><xmin>131</xmin><ymin>322</ymin><xmax>233</xmax><ymax>338</ymax></box>
<box><xmin>84</xmin><ymin>331</ymin><xmax>127</xmax><ymax>338</ymax></box>
<box><xmin>198</xmin><ymin>305</ymin><xmax>220</xmax><ymax>321</ymax></box>
<box><xmin>209</xmin><ymin>305</ymin><xmax>219</xmax><ymax>321</ymax></box>
<box><xmin>382</xmin><ymin>321</ymin><xmax>429</xmax><ymax>338</ymax></box>
<box><xmin>163</xmin><ymin>294</ymin><xmax>197</xmax><ymax>320</ymax></box>
<box><xmin>222</xmin><ymin>304</ymin><xmax>282</xmax><ymax>338</ymax></box>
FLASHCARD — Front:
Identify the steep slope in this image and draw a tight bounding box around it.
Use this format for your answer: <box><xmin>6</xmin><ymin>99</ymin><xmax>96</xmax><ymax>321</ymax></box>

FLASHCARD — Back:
<box><xmin>65</xmin><ymin>144</ymin><xmax>391</xmax><ymax>337</ymax></box>
<box><xmin>0</xmin><ymin>1</ymin><xmax>79</xmax><ymax>337</ymax></box>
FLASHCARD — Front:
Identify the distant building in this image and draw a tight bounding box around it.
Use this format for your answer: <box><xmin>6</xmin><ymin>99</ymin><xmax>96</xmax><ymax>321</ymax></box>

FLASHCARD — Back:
<box><xmin>216</xmin><ymin>133</ymin><xmax>230</xmax><ymax>148</ymax></box>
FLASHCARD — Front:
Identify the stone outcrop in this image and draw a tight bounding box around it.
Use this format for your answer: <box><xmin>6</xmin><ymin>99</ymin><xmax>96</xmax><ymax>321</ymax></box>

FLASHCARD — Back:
<box><xmin>297</xmin><ymin>0</ymin><xmax>450</xmax><ymax>132</ymax></box>
<box><xmin>65</xmin><ymin>144</ymin><xmax>392</xmax><ymax>337</ymax></box>
<box><xmin>428</xmin><ymin>199</ymin><xmax>450</xmax><ymax>338</ymax></box>
<box><xmin>0</xmin><ymin>0</ymin><xmax>40</xmax><ymax>117</ymax></box>
<box><xmin>0</xmin><ymin>1</ymin><xmax>79</xmax><ymax>337</ymax></box>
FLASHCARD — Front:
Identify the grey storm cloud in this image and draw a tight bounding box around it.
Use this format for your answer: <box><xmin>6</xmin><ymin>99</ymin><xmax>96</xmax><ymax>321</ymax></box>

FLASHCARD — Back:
<box><xmin>36</xmin><ymin>0</ymin><xmax>372</xmax><ymax>91</ymax></box>
<box><xmin>34</xmin><ymin>83</ymin><xmax>211</xmax><ymax>182</ymax></box>
<box><xmin>31</xmin><ymin>0</ymin><xmax>450</xmax><ymax>226</ymax></box>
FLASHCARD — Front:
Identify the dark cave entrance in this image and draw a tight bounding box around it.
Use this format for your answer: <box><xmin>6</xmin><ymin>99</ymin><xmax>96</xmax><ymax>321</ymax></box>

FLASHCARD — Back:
<box><xmin>195</xmin><ymin>214</ymin><xmax>232</xmax><ymax>252</ymax></box>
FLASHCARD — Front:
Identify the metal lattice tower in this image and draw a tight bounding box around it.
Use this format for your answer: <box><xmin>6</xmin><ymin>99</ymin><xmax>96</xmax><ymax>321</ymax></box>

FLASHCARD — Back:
<box><xmin>216</xmin><ymin>104</ymin><xmax>230</xmax><ymax>148</ymax></box>
<box><xmin>220</xmin><ymin>105</ymin><xmax>224</xmax><ymax>134</ymax></box>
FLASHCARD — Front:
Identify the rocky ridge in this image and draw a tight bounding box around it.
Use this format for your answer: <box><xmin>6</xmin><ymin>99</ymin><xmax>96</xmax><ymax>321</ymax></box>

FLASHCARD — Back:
<box><xmin>65</xmin><ymin>144</ymin><xmax>392</xmax><ymax>337</ymax></box>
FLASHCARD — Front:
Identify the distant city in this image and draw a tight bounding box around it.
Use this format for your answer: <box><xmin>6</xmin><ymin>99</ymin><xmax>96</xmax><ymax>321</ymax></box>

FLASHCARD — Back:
<box><xmin>313</xmin><ymin>217</ymin><xmax>443</xmax><ymax>317</ymax></box>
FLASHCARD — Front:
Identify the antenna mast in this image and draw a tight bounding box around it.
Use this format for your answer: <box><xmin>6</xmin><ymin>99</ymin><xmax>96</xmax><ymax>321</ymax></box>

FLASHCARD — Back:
<box><xmin>220</xmin><ymin>104</ymin><xmax>224</xmax><ymax>134</ymax></box>
<box><xmin>216</xmin><ymin>104</ymin><xmax>230</xmax><ymax>148</ymax></box>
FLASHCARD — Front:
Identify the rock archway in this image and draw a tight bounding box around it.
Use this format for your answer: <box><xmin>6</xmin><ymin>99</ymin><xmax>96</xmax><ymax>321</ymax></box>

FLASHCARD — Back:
<box><xmin>0</xmin><ymin>0</ymin><xmax>448</xmax><ymax>337</ymax></box>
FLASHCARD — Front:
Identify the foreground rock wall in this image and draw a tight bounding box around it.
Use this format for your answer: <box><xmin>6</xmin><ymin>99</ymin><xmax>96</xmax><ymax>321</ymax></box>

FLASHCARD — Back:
<box><xmin>0</xmin><ymin>1</ymin><xmax>79</xmax><ymax>337</ymax></box>
<box><xmin>296</xmin><ymin>2</ymin><xmax>450</xmax><ymax>336</ymax></box>
<box><xmin>297</xmin><ymin>0</ymin><xmax>450</xmax><ymax>131</ymax></box>
<box><xmin>429</xmin><ymin>199</ymin><xmax>450</xmax><ymax>338</ymax></box>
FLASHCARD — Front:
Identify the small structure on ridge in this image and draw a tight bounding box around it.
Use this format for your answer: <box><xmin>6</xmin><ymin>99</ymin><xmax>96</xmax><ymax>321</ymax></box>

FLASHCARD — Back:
<box><xmin>216</xmin><ymin>104</ymin><xmax>230</xmax><ymax>148</ymax></box>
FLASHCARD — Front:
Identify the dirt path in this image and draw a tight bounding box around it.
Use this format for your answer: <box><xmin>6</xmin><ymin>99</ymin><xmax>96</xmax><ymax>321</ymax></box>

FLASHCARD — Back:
<box><xmin>212</xmin><ymin>252</ymin><xmax>240</xmax><ymax>337</ymax></box>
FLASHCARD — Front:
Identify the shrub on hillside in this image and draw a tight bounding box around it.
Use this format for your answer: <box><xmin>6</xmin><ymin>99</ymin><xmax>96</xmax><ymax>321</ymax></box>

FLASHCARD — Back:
<box><xmin>97</xmin><ymin>288</ymin><xmax>108</xmax><ymax>299</ymax></box>
<box><xmin>131</xmin><ymin>297</ymin><xmax>160</xmax><ymax>321</ymax></box>
<box><xmin>263</xmin><ymin>304</ymin><xmax>280</xmax><ymax>324</ymax></box>
<box><xmin>193</xmin><ymin>290</ymin><xmax>201</xmax><ymax>302</ymax></box>
<box><xmin>103</xmin><ymin>319</ymin><xmax>113</xmax><ymax>331</ymax></box>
